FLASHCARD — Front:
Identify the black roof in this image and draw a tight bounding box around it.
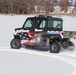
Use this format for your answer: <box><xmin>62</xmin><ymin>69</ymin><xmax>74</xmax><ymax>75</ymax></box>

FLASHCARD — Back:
<box><xmin>27</xmin><ymin>15</ymin><xmax>63</xmax><ymax>21</ymax></box>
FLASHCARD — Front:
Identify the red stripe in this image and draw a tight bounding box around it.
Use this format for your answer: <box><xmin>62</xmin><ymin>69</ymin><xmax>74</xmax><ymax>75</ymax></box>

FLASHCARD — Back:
<box><xmin>23</xmin><ymin>42</ymin><xmax>39</xmax><ymax>46</ymax></box>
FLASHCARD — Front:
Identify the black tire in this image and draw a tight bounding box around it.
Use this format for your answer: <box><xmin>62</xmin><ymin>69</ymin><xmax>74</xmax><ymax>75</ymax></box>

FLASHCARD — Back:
<box><xmin>50</xmin><ymin>42</ymin><xmax>60</xmax><ymax>53</ymax></box>
<box><xmin>10</xmin><ymin>39</ymin><xmax>21</xmax><ymax>49</ymax></box>
<box><xmin>62</xmin><ymin>41</ymin><xmax>69</xmax><ymax>49</ymax></box>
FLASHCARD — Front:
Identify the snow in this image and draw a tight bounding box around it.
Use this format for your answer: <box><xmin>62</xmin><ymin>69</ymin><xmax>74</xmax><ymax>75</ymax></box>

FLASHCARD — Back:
<box><xmin>0</xmin><ymin>14</ymin><xmax>76</xmax><ymax>75</ymax></box>
<box><xmin>62</xmin><ymin>16</ymin><xmax>76</xmax><ymax>31</ymax></box>
<box><xmin>0</xmin><ymin>14</ymin><xmax>34</xmax><ymax>46</ymax></box>
<box><xmin>0</xmin><ymin>49</ymin><xmax>75</xmax><ymax>75</ymax></box>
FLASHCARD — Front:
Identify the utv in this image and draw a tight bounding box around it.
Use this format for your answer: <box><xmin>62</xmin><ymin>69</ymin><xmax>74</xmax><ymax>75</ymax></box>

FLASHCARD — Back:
<box><xmin>10</xmin><ymin>15</ymin><xmax>74</xmax><ymax>53</ymax></box>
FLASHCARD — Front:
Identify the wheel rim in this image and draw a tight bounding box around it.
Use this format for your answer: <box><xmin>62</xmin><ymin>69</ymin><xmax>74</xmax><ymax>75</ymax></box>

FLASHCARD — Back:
<box><xmin>12</xmin><ymin>41</ymin><xmax>19</xmax><ymax>48</ymax></box>
<box><xmin>51</xmin><ymin>45</ymin><xmax>58</xmax><ymax>51</ymax></box>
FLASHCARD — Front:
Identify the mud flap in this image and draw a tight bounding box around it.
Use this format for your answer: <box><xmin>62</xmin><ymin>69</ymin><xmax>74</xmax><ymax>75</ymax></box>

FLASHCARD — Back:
<box><xmin>68</xmin><ymin>42</ymin><xmax>75</xmax><ymax>50</ymax></box>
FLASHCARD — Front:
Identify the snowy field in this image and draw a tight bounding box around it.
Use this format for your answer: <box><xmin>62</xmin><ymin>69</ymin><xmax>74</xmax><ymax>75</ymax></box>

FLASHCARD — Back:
<box><xmin>0</xmin><ymin>14</ymin><xmax>76</xmax><ymax>75</ymax></box>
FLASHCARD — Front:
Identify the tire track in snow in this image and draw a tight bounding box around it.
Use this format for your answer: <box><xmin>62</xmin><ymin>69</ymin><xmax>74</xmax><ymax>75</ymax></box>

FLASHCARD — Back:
<box><xmin>0</xmin><ymin>47</ymin><xmax>76</xmax><ymax>75</ymax></box>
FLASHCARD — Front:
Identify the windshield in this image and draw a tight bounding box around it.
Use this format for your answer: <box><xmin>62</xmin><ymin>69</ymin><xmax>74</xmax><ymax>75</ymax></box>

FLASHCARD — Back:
<box><xmin>23</xmin><ymin>19</ymin><xmax>33</xmax><ymax>30</ymax></box>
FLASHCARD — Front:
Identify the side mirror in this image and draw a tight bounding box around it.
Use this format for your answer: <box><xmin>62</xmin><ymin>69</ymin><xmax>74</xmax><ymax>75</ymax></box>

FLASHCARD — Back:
<box><xmin>15</xmin><ymin>28</ymin><xmax>23</xmax><ymax>31</ymax></box>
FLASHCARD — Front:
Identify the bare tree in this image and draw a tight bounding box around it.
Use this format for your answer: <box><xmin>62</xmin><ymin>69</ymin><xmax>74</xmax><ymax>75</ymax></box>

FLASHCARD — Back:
<box><xmin>27</xmin><ymin>0</ymin><xmax>36</xmax><ymax>14</ymax></box>
<box><xmin>44</xmin><ymin>1</ymin><xmax>54</xmax><ymax>14</ymax></box>
<box><xmin>8</xmin><ymin>0</ymin><xmax>14</xmax><ymax>15</ymax></box>
<box><xmin>59</xmin><ymin>0</ymin><xmax>71</xmax><ymax>13</ymax></box>
<box><xmin>35</xmin><ymin>0</ymin><xmax>45</xmax><ymax>14</ymax></box>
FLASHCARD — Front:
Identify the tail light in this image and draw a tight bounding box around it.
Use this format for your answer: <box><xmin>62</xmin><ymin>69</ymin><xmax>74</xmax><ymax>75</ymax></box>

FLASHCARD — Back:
<box><xmin>61</xmin><ymin>32</ymin><xmax>64</xmax><ymax>36</ymax></box>
<box><xmin>60</xmin><ymin>31</ymin><xmax>64</xmax><ymax>38</ymax></box>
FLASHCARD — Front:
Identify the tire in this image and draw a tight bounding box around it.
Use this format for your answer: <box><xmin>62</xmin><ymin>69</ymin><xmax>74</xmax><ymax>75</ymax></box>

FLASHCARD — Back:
<box><xmin>10</xmin><ymin>39</ymin><xmax>21</xmax><ymax>49</ymax></box>
<box><xmin>50</xmin><ymin>42</ymin><xmax>60</xmax><ymax>53</ymax></box>
<box><xmin>62</xmin><ymin>41</ymin><xmax>69</xmax><ymax>49</ymax></box>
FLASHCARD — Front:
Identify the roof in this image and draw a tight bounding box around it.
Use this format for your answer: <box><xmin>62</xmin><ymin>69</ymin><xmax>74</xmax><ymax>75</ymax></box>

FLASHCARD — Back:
<box><xmin>27</xmin><ymin>15</ymin><xmax>63</xmax><ymax>21</ymax></box>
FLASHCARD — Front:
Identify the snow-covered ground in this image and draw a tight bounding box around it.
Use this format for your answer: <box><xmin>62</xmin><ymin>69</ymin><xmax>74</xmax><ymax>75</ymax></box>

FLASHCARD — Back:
<box><xmin>0</xmin><ymin>14</ymin><xmax>76</xmax><ymax>75</ymax></box>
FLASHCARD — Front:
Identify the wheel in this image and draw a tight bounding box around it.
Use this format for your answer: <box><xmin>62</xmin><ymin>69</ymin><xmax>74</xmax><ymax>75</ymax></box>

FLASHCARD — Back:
<box><xmin>62</xmin><ymin>41</ymin><xmax>69</xmax><ymax>49</ymax></box>
<box><xmin>10</xmin><ymin>39</ymin><xmax>21</xmax><ymax>49</ymax></box>
<box><xmin>50</xmin><ymin>42</ymin><xmax>60</xmax><ymax>53</ymax></box>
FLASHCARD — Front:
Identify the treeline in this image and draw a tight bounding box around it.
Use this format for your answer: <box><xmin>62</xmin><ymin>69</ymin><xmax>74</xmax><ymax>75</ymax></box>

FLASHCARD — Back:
<box><xmin>0</xmin><ymin>0</ymin><xmax>36</xmax><ymax>14</ymax></box>
<box><xmin>0</xmin><ymin>0</ymin><xmax>75</xmax><ymax>15</ymax></box>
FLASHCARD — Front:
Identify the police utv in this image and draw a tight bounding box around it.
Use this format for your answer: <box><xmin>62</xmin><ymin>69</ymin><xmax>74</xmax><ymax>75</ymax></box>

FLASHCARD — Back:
<box><xmin>10</xmin><ymin>15</ymin><xmax>74</xmax><ymax>53</ymax></box>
